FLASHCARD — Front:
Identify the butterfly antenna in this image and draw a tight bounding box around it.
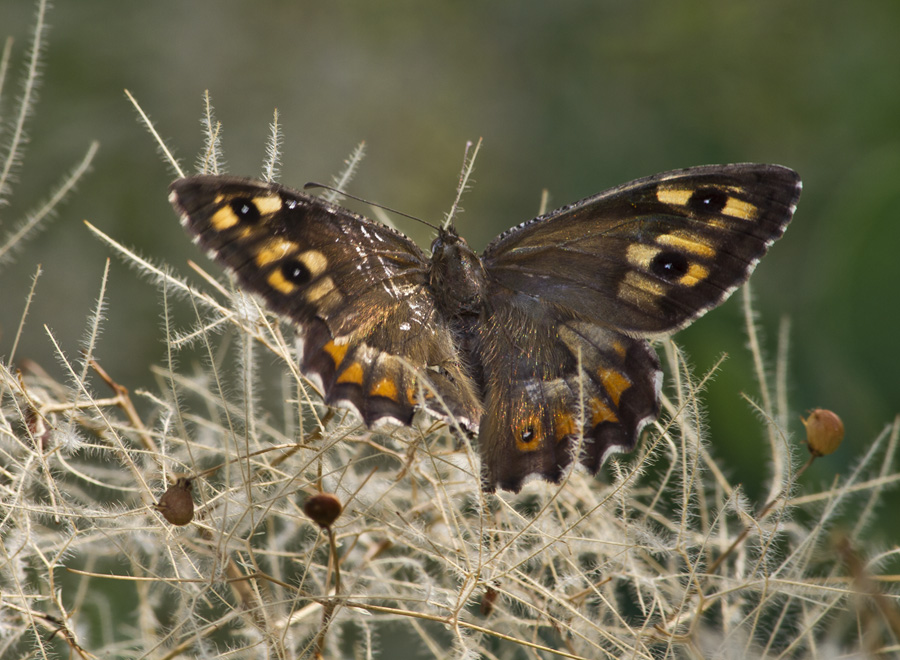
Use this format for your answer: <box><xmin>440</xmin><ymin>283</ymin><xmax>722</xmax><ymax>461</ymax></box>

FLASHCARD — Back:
<box><xmin>303</xmin><ymin>182</ymin><xmax>441</xmax><ymax>232</ymax></box>
<box><xmin>444</xmin><ymin>137</ymin><xmax>482</xmax><ymax>231</ymax></box>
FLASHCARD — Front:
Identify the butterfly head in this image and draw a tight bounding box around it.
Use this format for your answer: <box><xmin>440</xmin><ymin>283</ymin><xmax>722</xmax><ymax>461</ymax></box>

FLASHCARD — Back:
<box><xmin>429</xmin><ymin>227</ymin><xmax>488</xmax><ymax>317</ymax></box>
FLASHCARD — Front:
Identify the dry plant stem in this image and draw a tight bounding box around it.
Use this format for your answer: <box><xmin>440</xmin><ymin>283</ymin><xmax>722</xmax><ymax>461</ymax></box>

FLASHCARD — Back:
<box><xmin>326</xmin><ymin>527</ymin><xmax>342</xmax><ymax>594</ymax></box>
<box><xmin>323</xmin><ymin>141</ymin><xmax>366</xmax><ymax>205</ymax></box>
<box><xmin>200</xmin><ymin>90</ymin><xmax>224</xmax><ymax>175</ymax></box>
<box><xmin>837</xmin><ymin>534</ymin><xmax>900</xmax><ymax>644</ymax></box>
<box><xmin>124</xmin><ymin>88</ymin><xmax>183</xmax><ymax>176</ymax></box>
<box><xmin>88</xmin><ymin>358</ymin><xmax>158</xmax><ymax>454</ymax></box>
<box><xmin>707</xmin><ymin>453</ymin><xmax>816</xmax><ymax>576</ymax></box>
<box><xmin>0</xmin><ymin>0</ymin><xmax>46</xmax><ymax>194</ymax></box>
<box><xmin>742</xmin><ymin>284</ymin><xmax>788</xmax><ymax>506</ymax></box>
<box><xmin>3</xmin><ymin>603</ymin><xmax>92</xmax><ymax>660</ymax></box>
<box><xmin>5</xmin><ymin>265</ymin><xmax>42</xmax><ymax>368</ymax></box>
<box><xmin>0</xmin><ymin>36</ymin><xmax>13</xmax><ymax>95</ymax></box>
<box><xmin>261</xmin><ymin>108</ymin><xmax>282</xmax><ymax>182</ymax></box>
<box><xmin>313</xmin><ymin>527</ymin><xmax>343</xmax><ymax>659</ymax></box>
<box><xmin>444</xmin><ymin>137</ymin><xmax>483</xmax><ymax>230</ymax></box>
<box><xmin>345</xmin><ymin>601</ymin><xmax>592</xmax><ymax>660</ymax></box>
<box><xmin>0</xmin><ymin>141</ymin><xmax>99</xmax><ymax>264</ymax></box>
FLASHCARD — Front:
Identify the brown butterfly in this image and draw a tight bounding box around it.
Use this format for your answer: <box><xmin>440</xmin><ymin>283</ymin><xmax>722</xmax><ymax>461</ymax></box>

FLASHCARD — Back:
<box><xmin>169</xmin><ymin>163</ymin><xmax>800</xmax><ymax>491</ymax></box>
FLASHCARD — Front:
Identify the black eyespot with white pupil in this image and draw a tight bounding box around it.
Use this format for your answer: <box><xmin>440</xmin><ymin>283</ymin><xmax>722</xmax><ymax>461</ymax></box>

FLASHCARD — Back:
<box><xmin>650</xmin><ymin>251</ymin><xmax>690</xmax><ymax>280</ymax></box>
<box><xmin>281</xmin><ymin>259</ymin><xmax>312</xmax><ymax>286</ymax></box>
<box><xmin>687</xmin><ymin>187</ymin><xmax>728</xmax><ymax>214</ymax></box>
<box><xmin>230</xmin><ymin>198</ymin><xmax>261</xmax><ymax>224</ymax></box>
<box><xmin>521</xmin><ymin>426</ymin><xmax>536</xmax><ymax>443</ymax></box>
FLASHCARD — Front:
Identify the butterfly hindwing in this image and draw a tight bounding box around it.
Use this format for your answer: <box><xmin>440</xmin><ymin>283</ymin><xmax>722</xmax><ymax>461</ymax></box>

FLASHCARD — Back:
<box><xmin>476</xmin><ymin>306</ymin><xmax>662</xmax><ymax>491</ymax></box>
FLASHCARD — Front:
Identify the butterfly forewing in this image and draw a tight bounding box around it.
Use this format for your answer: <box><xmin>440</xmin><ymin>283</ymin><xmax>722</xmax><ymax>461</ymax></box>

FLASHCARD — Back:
<box><xmin>482</xmin><ymin>164</ymin><xmax>801</xmax><ymax>335</ymax></box>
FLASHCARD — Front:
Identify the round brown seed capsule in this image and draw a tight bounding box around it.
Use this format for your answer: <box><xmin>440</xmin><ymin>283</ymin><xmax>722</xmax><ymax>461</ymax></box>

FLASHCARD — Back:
<box><xmin>304</xmin><ymin>492</ymin><xmax>343</xmax><ymax>529</ymax></box>
<box><xmin>155</xmin><ymin>477</ymin><xmax>194</xmax><ymax>526</ymax></box>
<box><xmin>802</xmin><ymin>409</ymin><xmax>845</xmax><ymax>457</ymax></box>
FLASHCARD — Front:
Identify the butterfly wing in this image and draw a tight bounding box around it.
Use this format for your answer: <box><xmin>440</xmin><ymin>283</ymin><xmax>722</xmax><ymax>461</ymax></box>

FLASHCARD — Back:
<box><xmin>482</xmin><ymin>164</ymin><xmax>801</xmax><ymax>335</ymax></box>
<box><xmin>475</xmin><ymin>304</ymin><xmax>662</xmax><ymax>491</ymax></box>
<box><xmin>476</xmin><ymin>164</ymin><xmax>801</xmax><ymax>490</ymax></box>
<box><xmin>170</xmin><ymin>176</ymin><xmax>481</xmax><ymax>429</ymax></box>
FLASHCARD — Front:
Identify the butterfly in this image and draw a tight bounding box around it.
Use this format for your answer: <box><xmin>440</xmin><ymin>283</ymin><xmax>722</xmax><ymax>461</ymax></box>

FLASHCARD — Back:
<box><xmin>169</xmin><ymin>163</ymin><xmax>801</xmax><ymax>492</ymax></box>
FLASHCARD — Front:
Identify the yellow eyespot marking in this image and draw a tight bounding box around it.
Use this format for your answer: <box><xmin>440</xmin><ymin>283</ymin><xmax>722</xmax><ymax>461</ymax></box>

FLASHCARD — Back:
<box><xmin>611</xmin><ymin>340</ymin><xmax>627</xmax><ymax>359</ymax></box>
<box><xmin>678</xmin><ymin>263</ymin><xmax>709</xmax><ymax>287</ymax></box>
<box><xmin>252</xmin><ymin>194</ymin><xmax>283</xmax><ymax>215</ymax></box>
<box><xmin>722</xmin><ymin>196</ymin><xmax>757</xmax><ymax>220</ymax></box>
<box><xmin>626</xmin><ymin>244</ymin><xmax>661</xmax><ymax>269</ymax></box>
<box><xmin>598</xmin><ymin>368</ymin><xmax>630</xmax><ymax>407</ymax></box>
<box><xmin>370</xmin><ymin>377</ymin><xmax>399</xmax><ymax>401</ymax></box>
<box><xmin>211</xmin><ymin>206</ymin><xmax>239</xmax><ymax>231</ymax></box>
<box><xmin>305</xmin><ymin>276</ymin><xmax>335</xmax><ymax>303</ymax></box>
<box><xmin>267</xmin><ymin>269</ymin><xmax>297</xmax><ymax>294</ymax></box>
<box><xmin>298</xmin><ymin>250</ymin><xmax>328</xmax><ymax>278</ymax></box>
<box><xmin>589</xmin><ymin>397</ymin><xmax>618</xmax><ymax>426</ymax></box>
<box><xmin>323</xmin><ymin>340</ymin><xmax>349</xmax><ymax>369</ymax></box>
<box><xmin>515</xmin><ymin>413</ymin><xmax>544</xmax><ymax>452</ymax></box>
<box><xmin>655</xmin><ymin>187</ymin><xmax>692</xmax><ymax>206</ymax></box>
<box><xmin>255</xmin><ymin>239</ymin><xmax>299</xmax><ymax>267</ymax></box>
<box><xmin>618</xmin><ymin>271</ymin><xmax>665</xmax><ymax>307</ymax></box>
<box><xmin>656</xmin><ymin>232</ymin><xmax>716</xmax><ymax>258</ymax></box>
<box><xmin>554</xmin><ymin>410</ymin><xmax>577</xmax><ymax>441</ymax></box>
<box><xmin>337</xmin><ymin>362</ymin><xmax>364</xmax><ymax>385</ymax></box>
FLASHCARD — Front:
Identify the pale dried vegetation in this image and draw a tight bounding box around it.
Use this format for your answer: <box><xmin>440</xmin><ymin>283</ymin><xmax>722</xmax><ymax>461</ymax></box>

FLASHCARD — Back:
<box><xmin>2</xmin><ymin>2</ymin><xmax>900</xmax><ymax>659</ymax></box>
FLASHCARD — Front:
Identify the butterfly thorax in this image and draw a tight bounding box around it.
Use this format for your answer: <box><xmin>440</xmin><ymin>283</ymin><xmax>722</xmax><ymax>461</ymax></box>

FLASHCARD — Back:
<box><xmin>429</xmin><ymin>227</ymin><xmax>487</xmax><ymax>318</ymax></box>
<box><xmin>428</xmin><ymin>227</ymin><xmax>490</xmax><ymax>396</ymax></box>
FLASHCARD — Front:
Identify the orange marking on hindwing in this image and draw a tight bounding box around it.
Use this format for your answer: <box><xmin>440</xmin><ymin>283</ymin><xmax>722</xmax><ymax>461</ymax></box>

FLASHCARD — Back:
<box><xmin>323</xmin><ymin>340</ymin><xmax>349</xmax><ymax>369</ymax></box>
<box><xmin>553</xmin><ymin>410</ymin><xmax>577</xmax><ymax>441</ymax></box>
<box><xmin>370</xmin><ymin>377</ymin><xmax>399</xmax><ymax>401</ymax></box>
<box><xmin>598</xmin><ymin>368</ymin><xmax>630</xmax><ymax>407</ymax></box>
<box><xmin>589</xmin><ymin>397</ymin><xmax>618</xmax><ymax>426</ymax></box>
<box><xmin>337</xmin><ymin>362</ymin><xmax>364</xmax><ymax>385</ymax></box>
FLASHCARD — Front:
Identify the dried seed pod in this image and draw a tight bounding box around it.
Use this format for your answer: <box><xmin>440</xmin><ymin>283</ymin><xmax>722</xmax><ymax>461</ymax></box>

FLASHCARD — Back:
<box><xmin>304</xmin><ymin>492</ymin><xmax>342</xmax><ymax>529</ymax></box>
<box><xmin>480</xmin><ymin>586</ymin><xmax>499</xmax><ymax>616</ymax></box>
<box><xmin>24</xmin><ymin>404</ymin><xmax>52</xmax><ymax>451</ymax></box>
<box><xmin>802</xmin><ymin>409</ymin><xmax>845</xmax><ymax>457</ymax></box>
<box><xmin>155</xmin><ymin>477</ymin><xmax>194</xmax><ymax>526</ymax></box>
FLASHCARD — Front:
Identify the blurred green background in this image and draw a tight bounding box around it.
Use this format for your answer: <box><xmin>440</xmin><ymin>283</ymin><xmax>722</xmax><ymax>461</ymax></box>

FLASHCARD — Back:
<box><xmin>3</xmin><ymin>1</ymin><xmax>898</xmax><ymax>529</ymax></box>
